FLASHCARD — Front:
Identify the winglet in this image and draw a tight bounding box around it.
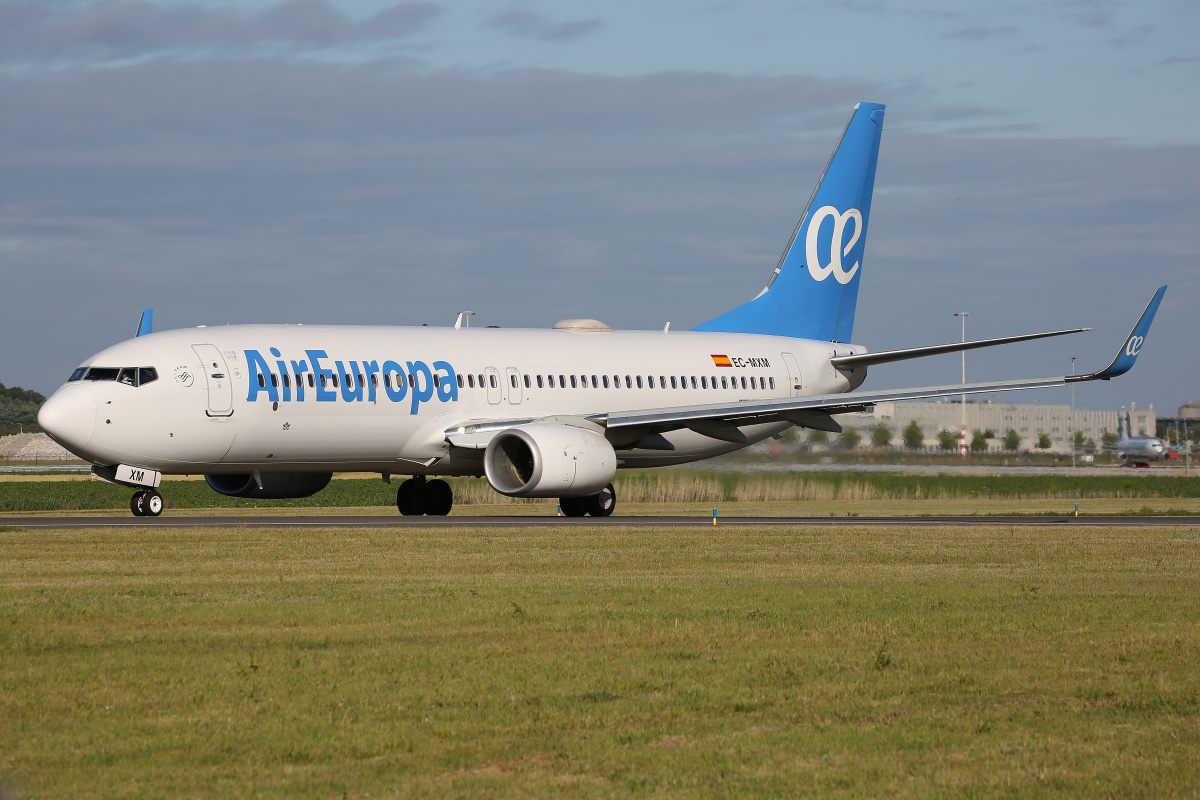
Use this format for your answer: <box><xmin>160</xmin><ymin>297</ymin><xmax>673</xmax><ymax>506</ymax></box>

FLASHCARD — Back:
<box><xmin>1069</xmin><ymin>286</ymin><xmax>1165</xmax><ymax>382</ymax></box>
<box><xmin>135</xmin><ymin>308</ymin><xmax>153</xmax><ymax>337</ymax></box>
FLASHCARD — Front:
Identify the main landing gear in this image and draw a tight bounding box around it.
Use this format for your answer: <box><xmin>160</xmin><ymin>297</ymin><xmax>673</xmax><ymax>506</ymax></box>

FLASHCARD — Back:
<box><xmin>559</xmin><ymin>483</ymin><xmax>616</xmax><ymax>518</ymax></box>
<box><xmin>396</xmin><ymin>475</ymin><xmax>454</xmax><ymax>516</ymax></box>
<box><xmin>130</xmin><ymin>489</ymin><xmax>163</xmax><ymax>517</ymax></box>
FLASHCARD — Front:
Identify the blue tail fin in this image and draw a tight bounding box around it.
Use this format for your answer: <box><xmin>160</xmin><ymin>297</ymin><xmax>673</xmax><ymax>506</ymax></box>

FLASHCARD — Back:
<box><xmin>694</xmin><ymin>102</ymin><xmax>885</xmax><ymax>342</ymax></box>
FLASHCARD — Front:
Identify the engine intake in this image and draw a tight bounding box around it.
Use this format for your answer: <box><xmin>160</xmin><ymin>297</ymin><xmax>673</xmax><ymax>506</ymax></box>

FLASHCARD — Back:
<box><xmin>204</xmin><ymin>472</ymin><xmax>332</xmax><ymax>499</ymax></box>
<box><xmin>484</xmin><ymin>423</ymin><xmax>616</xmax><ymax>498</ymax></box>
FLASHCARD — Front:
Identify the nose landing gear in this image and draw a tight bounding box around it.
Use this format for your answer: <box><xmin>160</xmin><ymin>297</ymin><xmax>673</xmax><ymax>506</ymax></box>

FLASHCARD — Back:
<box><xmin>396</xmin><ymin>476</ymin><xmax>454</xmax><ymax>516</ymax></box>
<box><xmin>130</xmin><ymin>489</ymin><xmax>163</xmax><ymax>517</ymax></box>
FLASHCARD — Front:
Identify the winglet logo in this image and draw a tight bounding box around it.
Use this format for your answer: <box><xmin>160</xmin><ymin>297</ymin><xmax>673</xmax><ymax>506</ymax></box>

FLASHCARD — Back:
<box><xmin>805</xmin><ymin>206</ymin><xmax>863</xmax><ymax>285</ymax></box>
<box><xmin>1126</xmin><ymin>336</ymin><xmax>1144</xmax><ymax>357</ymax></box>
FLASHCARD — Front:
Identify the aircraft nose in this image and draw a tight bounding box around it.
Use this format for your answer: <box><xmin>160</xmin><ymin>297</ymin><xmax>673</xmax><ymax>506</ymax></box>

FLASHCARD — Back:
<box><xmin>38</xmin><ymin>384</ymin><xmax>96</xmax><ymax>457</ymax></box>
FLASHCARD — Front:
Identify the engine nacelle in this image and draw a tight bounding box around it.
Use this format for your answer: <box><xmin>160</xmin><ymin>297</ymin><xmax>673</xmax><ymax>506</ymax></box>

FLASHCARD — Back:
<box><xmin>204</xmin><ymin>472</ymin><xmax>333</xmax><ymax>499</ymax></box>
<box><xmin>484</xmin><ymin>423</ymin><xmax>616</xmax><ymax>498</ymax></box>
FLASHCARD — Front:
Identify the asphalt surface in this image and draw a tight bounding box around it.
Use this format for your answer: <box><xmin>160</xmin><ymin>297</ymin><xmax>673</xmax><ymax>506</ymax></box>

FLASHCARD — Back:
<box><xmin>2</xmin><ymin>514</ymin><xmax>1198</xmax><ymax>529</ymax></box>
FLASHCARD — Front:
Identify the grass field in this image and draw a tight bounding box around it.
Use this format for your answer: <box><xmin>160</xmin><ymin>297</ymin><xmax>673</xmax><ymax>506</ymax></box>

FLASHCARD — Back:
<box><xmin>3</xmin><ymin>470</ymin><xmax>1200</xmax><ymax>515</ymax></box>
<box><xmin>2</xmin><ymin>522</ymin><xmax>1198</xmax><ymax>798</ymax></box>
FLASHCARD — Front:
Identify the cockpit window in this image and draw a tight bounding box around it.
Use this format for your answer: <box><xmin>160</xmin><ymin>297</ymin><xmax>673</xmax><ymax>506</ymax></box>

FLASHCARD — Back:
<box><xmin>79</xmin><ymin>366</ymin><xmax>159</xmax><ymax>385</ymax></box>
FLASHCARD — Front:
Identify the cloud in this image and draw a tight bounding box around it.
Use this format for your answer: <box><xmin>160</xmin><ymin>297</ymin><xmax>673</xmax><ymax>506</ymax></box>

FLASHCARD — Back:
<box><xmin>0</xmin><ymin>61</ymin><xmax>1194</xmax><ymax>414</ymax></box>
<box><xmin>1054</xmin><ymin>0</ymin><xmax>1117</xmax><ymax>27</ymax></box>
<box><xmin>943</xmin><ymin>26</ymin><xmax>1018</xmax><ymax>41</ymax></box>
<box><xmin>486</xmin><ymin>8</ymin><xmax>601</xmax><ymax>42</ymax></box>
<box><xmin>0</xmin><ymin>0</ymin><xmax>440</xmax><ymax>62</ymax></box>
<box><xmin>1160</xmin><ymin>55</ymin><xmax>1200</xmax><ymax>66</ymax></box>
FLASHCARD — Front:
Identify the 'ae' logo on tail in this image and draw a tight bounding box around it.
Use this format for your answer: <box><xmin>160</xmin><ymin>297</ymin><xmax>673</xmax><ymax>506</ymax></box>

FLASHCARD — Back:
<box><xmin>806</xmin><ymin>206</ymin><xmax>863</xmax><ymax>285</ymax></box>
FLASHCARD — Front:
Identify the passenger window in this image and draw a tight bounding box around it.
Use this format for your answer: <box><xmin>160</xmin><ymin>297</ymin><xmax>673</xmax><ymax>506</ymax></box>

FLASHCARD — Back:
<box><xmin>625</xmin><ymin>375</ymin><xmax>632</xmax><ymax>388</ymax></box>
<box><xmin>769</xmin><ymin>377</ymin><xmax>775</xmax><ymax>390</ymax></box>
<box><xmin>489</xmin><ymin>374</ymin><xmax>497</xmax><ymax>388</ymax></box>
<box><xmin>570</xmin><ymin>375</ymin><xmax>577</xmax><ymax>388</ymax></box>
<box><xmin>466</xmin><ymin>374</ymin><xmax>473</xmax><ymax>388</ymax></box>
<box><xmin>333</xmin><ymin>374</ymin><xmax>340</xmax><ymax>388</ymax></box>
<box><xmin>409</xmin><ymin>374</ymin><xmax>416</xmax><ymax>388</ymax></box>
<box><xmin>602</xmin><ymin>375</ymin><xmax>609</xmax><ymax>388</ymax></box>
<box><xmin>138</xmin><ymin>367</ymin><xmax>158</xmax><ymax>385</ymax></box>
<box><xmin>283</xmin><ymin>374</ymin><xmax>290</xmax><ymax>388</ymax></box>
<box><xmin>478</xmin><ymin>374</ymin><xmax>484</xmax><ymax>387</ymax></box>
<box><xmin>712</xmin><ymin>376</ymin><xmax>718</xmax><ymax>389</ymax></box>
<box><xmin>510</xmin><ymin>374</ymin><xmax>517</xmax><ymax>388</ymax></box>
<box><xmin>750</xmin><ymin>376</ymin><xmax>756</xmax><ymax>389</ymax></box>
<box><xmin>659</xmin><ymin>376</ymin><xmax>666</xmax><ymax>389</ymax></box>
<box><xmin>117</xmin><ymin>368</ymin><xmax>136</xmax><ymax>386</ymax></box>
<box><xmin>636</xmin><ymin>375</ymin><xmax>643</xmax><ymax>389</ymax></box>
<box><xmin>701</xmin><ymin>376</ymin><xmax>707</xmax><ymax>389</ymax></box>
<box><xmin>741</xmin><ymin>377</ymin><xmax>747</xmax><ymax>390</ymax></box>
<box><xmin>456</xmin><ymin>374</ymin><xmax>464</xmax><ymax>389</ymax></box>
<box><xmin>385</xmin><ymin>374</ymin><xmax>392</xmax><ymax>389</ymax></box>
<box><xmin>271</xmin><ymin>373</ymin><xmax>279</xmax><ymax>388</ymax></box>
<box><xmin>434</xmin><ymin>374</ymin><xmax>440</xmax><ymax>388</ymax></box>
<box><xmin>358</xmin><ymin>373</ymin><xmax>365</xmax><ymax>387</ymax></box>
<box><xmin>537</xmin><ymin>375</ymin><xmax>544</xmax><ymax>388</ymax></box>
<box><xmin>670</xmin><ymin>376</ymin><xmax>677</xmax><ymax>389</ymax></box>
<box><xmin>559</xmin><ymin>375</ymin><xmax>565</xmax><ymax>387</ymax></box>
<box><xmin>69</xmin><ymin>367</ymin><xmax>86</xmax><ymax>382</ymax></box>
<box><xmin>257</xmin><ymin>373</ymin><xmax>266</xmax><ymax>388</ymax></box>
<box><xmin>691</xmin><ymin>376</ymin><xmax>697</xmax><ymax>389</ymax></box>
<box><xmin>590</xmin><ymin>375</ymin><xmax>597</xmax><ymax>388</ymax></box>
<box><xmin>319</xmin><ymin>374</ymin><xmax>326</xmax><ymax>388</ymax></box>
<box><xmin>524</xmin><ymin>374</ymin><xmax>531</xmax><ymax>389</ymax></box>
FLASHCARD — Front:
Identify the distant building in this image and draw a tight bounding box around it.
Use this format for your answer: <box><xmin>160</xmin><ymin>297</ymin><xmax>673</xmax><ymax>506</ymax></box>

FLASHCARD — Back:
<box><xmin>832</xmin><ymin>400</ymin><xmax>1119</xmax><ymax>451</ymax></box>
<box><xmin>1178</xmin><ymin>401</ymin><xmax>1200</xmax><ymax>420</ymax></box>
<box><xmin>1127</xmin><ymin>402</ymin><xmax>1156</xmax><ymax>437</ymax></box>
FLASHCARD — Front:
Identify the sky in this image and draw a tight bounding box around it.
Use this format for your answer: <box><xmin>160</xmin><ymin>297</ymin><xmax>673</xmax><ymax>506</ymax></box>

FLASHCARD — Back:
<box><xmin>1</xmin><ymin>0</ymin><xmax>1196</xmax><ymax>414</ymax></box>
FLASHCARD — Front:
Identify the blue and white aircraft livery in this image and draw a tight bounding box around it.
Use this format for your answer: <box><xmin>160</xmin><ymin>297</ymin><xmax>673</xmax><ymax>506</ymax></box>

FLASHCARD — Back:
<box><xmin>38</xmin><ymin>103</ymin><xmax>1167</xmax><ymax>517</ymax></box>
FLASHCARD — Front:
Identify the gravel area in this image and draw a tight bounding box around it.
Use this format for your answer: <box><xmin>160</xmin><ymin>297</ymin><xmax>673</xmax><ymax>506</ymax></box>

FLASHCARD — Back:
<box><xmin>0</xmin><ymin>433</ymin><xmax>77</xmax><ymax>461</ymax></box>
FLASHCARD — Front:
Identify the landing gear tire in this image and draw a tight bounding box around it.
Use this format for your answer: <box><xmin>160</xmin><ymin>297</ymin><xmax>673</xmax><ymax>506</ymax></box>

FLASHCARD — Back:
<box><xmin>396</xmin><ymin>477</ymin><xmax>425</xmax><ymax>516</ymax></box>
<box><xmin>130</xmin><ymin>491</ymin><xmax>146</xmax><ymax>516</ymax></box>
<box><xmin>423</xmin><ymin>479</ymin><xmax>454</xmax><ymax>516</ymax></box>
<box><xmin>559</xmin><ymin>496</ymin><xmax>588</xmax><ymax>517</ymax></box>
<box><xmin>142</xmin><ymin>489</ymin><xmax>163</xmax><ymax>517</ymax></box>
<box><xmin>585</xmin><ymin>483</ymin><xmax>616</xmax><ymax>517</ymax></box>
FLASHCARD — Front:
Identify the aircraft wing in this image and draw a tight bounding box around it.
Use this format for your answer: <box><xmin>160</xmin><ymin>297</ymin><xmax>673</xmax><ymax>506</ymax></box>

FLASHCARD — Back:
<box><xmin>446</xmin><ymin>286</ymin><xmax>1165</xmax><ymax>448</ymax></box>
<box><xmin>600</xmin><ymin>285</ymin><xmax>1165</xmax><ymax>442</ymax></box>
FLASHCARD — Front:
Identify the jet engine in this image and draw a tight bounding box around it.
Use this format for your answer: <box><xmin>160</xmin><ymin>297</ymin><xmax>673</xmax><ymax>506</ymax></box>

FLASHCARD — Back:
<box><xmin>204</xmin><ymin>472</ymin><xmax>333</xmax><ymax>499</ymax></box>
<box><xmin>483</xmin><ymin>423</ymin><xmax>616</xmax><ymax>498</ymax></box>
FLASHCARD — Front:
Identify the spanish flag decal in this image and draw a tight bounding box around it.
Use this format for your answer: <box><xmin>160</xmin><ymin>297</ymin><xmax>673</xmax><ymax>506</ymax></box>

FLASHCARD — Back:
<box><xmin>711</xmin><ymin>354</ymin><xmax>733</xmax><ymax>367</ymax></box>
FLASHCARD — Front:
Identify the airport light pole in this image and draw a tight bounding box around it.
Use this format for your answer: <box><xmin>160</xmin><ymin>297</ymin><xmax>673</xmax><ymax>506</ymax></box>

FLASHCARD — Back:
<box><xmin>955</xmin><ymin>312</ymin><xmax>969</xmax><ymax>460</ymax></box>
<box><xmin>1070</xmin><ymin>357</ymin><xmax>1076</xmax><ymax>469</ymax></box>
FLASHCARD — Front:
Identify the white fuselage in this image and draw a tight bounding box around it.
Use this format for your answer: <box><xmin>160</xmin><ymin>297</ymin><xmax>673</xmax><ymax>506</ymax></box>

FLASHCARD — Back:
<box><xmin>40</xmin><ymin>325</ymin><xmax>866</xmax><ymax>475</ymax></box>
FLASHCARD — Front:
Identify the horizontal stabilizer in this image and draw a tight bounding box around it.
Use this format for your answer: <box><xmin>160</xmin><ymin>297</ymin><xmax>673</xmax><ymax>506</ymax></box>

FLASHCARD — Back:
<box><xmin>831</xmin><ymin>327</ymin><xmax>1089</xmax><ymax>370</ymax></box>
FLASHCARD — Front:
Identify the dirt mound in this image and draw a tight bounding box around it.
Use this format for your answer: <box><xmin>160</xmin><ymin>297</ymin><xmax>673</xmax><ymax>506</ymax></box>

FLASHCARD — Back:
<box><xmin>0</xmin><ymin>433</ymin><xmax>77</xmax><ymax>461</ymax></box>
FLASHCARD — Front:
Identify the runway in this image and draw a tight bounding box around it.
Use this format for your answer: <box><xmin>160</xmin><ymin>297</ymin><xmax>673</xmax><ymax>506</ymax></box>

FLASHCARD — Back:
<box><xmin>2</xmin><ymin>514</ymin><xmax>1198</xmax><ymax>529</ymax></box>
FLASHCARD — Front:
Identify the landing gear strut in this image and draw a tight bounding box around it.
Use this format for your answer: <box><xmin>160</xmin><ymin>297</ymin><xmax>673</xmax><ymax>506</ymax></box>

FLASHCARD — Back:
<box><xmin>396</xmin><ymin>476</ymin><xmax>454</xmax><ymax>516</ymax></box>
<box><xmin>130</xmin><ymin>489</ymin><xmax>163</xmax><ymax>517</ymax></box>
<box><xmin>559</xmin><ymin>483</ymin><xmax>616</xmax><ymax>518</ymax></box>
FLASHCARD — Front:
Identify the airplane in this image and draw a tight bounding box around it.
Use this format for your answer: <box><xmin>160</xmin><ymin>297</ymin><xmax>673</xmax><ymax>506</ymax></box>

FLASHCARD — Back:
<box><xmin>37</xmin><ymin>102</ymin><xmax>1167</xmax><ymax>518</ymax></box>
<box><xmin>1115</xmin><ymin>411</ymin><xmax>1169</xmax><ymax>461</ymax></box>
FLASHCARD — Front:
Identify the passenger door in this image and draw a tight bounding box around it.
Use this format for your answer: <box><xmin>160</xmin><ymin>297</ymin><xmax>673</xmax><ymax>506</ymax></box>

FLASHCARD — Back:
<box><xmin>781</xmin><ymin>352</ymin><xmax>803</xmax><ymax>398</ymax></box>
<box><xmin>485</xmin><ymin>367</ymin><xmax>502</xmax><ymax>404</ymax></box>
<box><xmin>505</xmin><ymin>367</ymin><xmax>522</xmax><ymax>404</ymax></box>
<box><xmin>192</xmin><ymin>344</ymin><xmax>234</xmax><ymax>416</ymax></box>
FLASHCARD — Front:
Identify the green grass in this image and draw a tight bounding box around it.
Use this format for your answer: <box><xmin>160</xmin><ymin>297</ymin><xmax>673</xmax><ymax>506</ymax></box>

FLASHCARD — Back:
<box><xmin>3</xmin><ymin>470</ymin><xmax>1200</xmax><ymax>513</ymax></box>
<box><xmin>2</xmin><ymin>522</ymin><xmax>1199</xmax><ymax>797</ymax></box>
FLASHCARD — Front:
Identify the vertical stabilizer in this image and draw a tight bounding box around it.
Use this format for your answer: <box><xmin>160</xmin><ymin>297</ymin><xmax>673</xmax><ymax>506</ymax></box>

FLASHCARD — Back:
<box><xmin>694</xmin><ymin>102</ymin><xmax>885</xmax><ymax>342</ymax></box>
